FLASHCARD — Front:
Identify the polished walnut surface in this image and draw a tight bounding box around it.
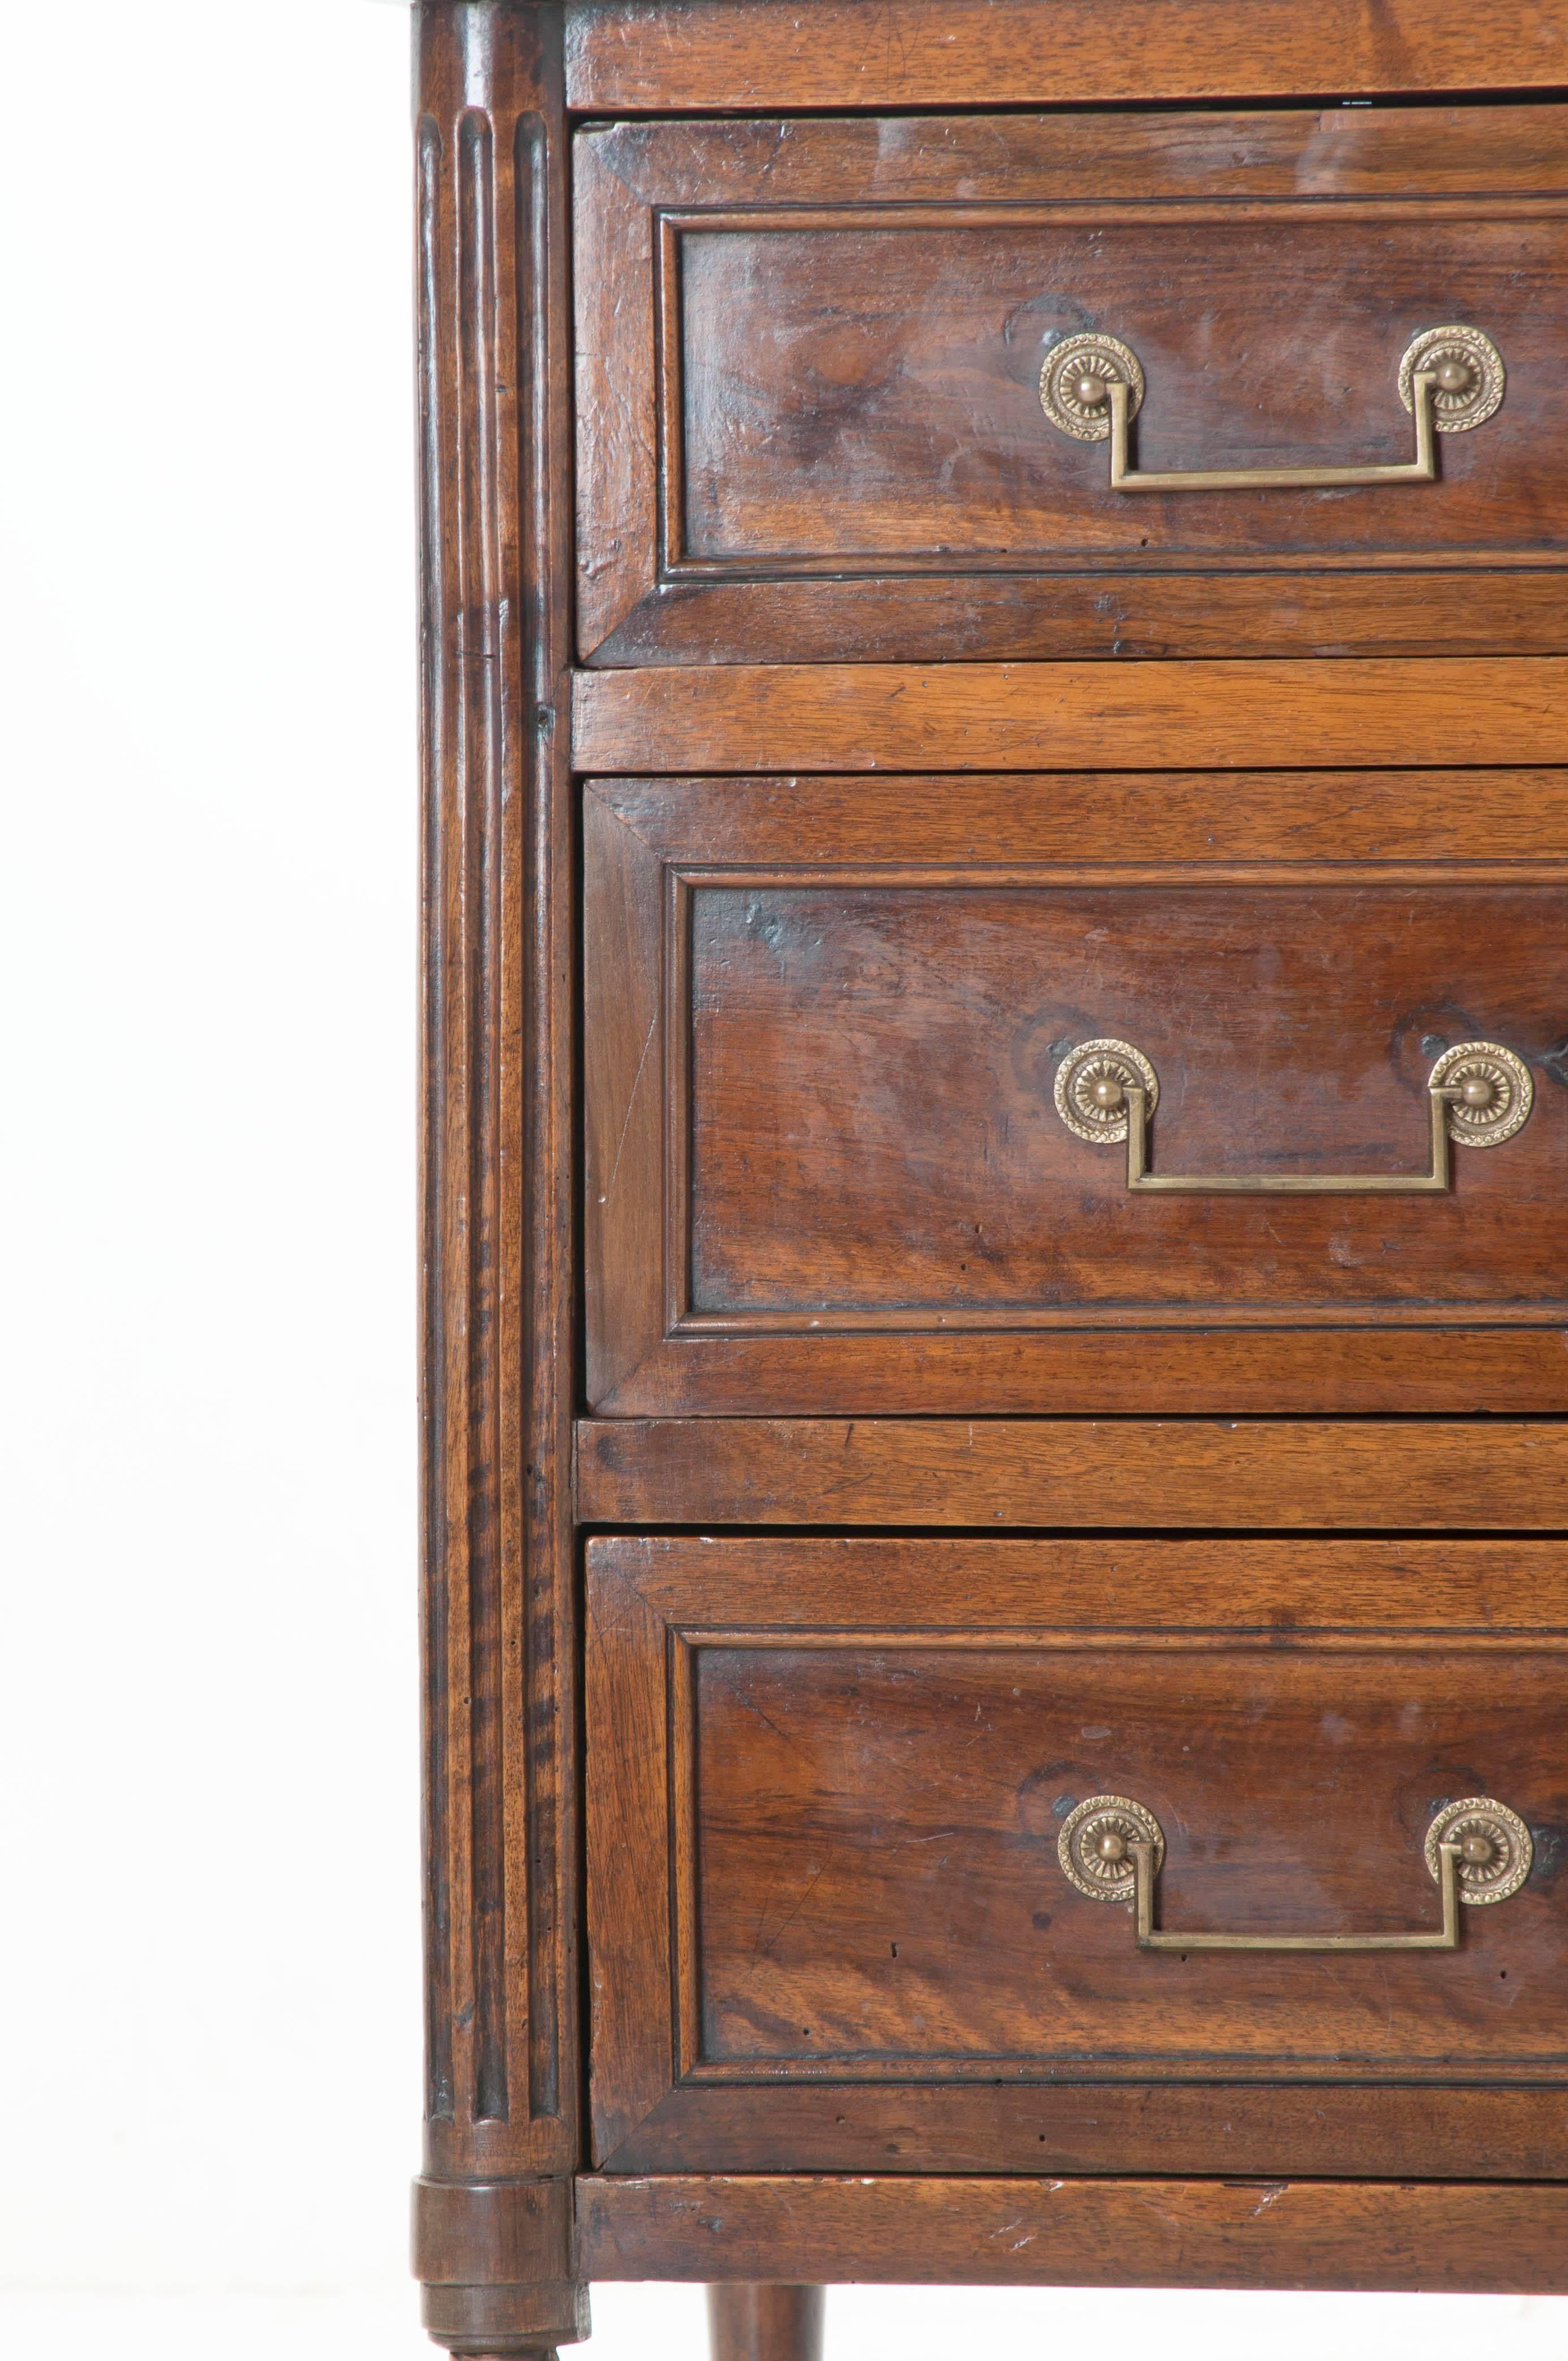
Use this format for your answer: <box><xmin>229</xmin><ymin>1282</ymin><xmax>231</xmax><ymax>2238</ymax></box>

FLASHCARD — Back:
<box><xmin>415</xmin><ymin>5</ymin><xmax>1568</xmax><ymax>2352</ymax></box>
<box><xmin>564</xmin><ymin>2</ymin><xmax>1568</xmax><ymax>113</ymax></box>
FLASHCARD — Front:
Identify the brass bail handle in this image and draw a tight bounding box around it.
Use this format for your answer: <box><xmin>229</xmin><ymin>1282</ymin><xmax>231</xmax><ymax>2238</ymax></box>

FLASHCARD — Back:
<box><xmin>1058</xmin><ymin>1795</ymin><xmax>1534</xmax><ymax>1953</ymax></box>
<box><xmin>1039</xmin><ymin>325</ymin><xmax>1506</xmax><ymax>491</ymax></box>
<box><xmin>1052</xmin><ymin>1038</ymin><xmax>1534</xmax><ymax>1195</ymax></box>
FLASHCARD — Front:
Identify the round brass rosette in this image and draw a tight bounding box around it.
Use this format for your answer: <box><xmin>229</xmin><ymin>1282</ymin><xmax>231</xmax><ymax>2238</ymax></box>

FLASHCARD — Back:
<box><xmin>1397</xmin><ymin>325</ymin><xmax>1506</xmax><ymax>433</ymax></box>
<box><xmin>1425</xmin><ymin>1798</ymin><xmax>1534</xmax><ymax>1905</ymax></box>
<box><xmin>1058</xmin><ymin>1794</ymin><xmax>1165</xmax><ymax>1904</ymax></box>
<box><xmin>1053</xmin><ymin>1038</ymin><xmax>1159</xmax><ymax>1145</ymax></box>
<box><xmin>1427</xmin><ymin>1041</ymin><xmax>1534</xmax><ymax>1148</ymax></box>
<box><xmin>1040</xmin><ymin>332</ymin><xmax>1146</xmax><ymax>442</ymax></box>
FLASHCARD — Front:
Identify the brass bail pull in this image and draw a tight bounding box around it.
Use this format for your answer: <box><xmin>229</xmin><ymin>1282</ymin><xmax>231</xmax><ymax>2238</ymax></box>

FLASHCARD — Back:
<box><xmin>1039</xmin><ymin>325</ymin><xmax>1505</xmax><ymax>492</ymax></box>
<box><xmin>1052</xmin><ymin>1038</ymin><xmax>1533</xmax><ymax>1195</ymax></box>
<box><xmin>1058</xmin><ymin>1796</ymin><xmax>1533</xmax><ymax>1953</ymax></box>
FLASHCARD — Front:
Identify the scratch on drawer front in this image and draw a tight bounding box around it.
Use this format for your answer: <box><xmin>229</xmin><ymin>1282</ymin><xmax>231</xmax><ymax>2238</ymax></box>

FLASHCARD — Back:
<box><xmin>601</xmin><ymin>1007</ymin><xmax>657</xmax><ymax>1203</ymax></box>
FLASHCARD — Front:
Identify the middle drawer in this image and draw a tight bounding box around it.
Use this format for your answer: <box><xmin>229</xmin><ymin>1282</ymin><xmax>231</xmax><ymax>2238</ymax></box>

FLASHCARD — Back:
<box><xmin>584</xmin><ymin>767</ymin><xmax>1568</xmax><ymax>1416</ymax></box>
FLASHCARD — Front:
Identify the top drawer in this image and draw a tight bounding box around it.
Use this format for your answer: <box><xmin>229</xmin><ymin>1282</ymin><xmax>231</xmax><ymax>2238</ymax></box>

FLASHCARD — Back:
<box><xmin>575</xmin><ymin>105</ymin><xmax>1568</xmax><ymax>666</ymax></box>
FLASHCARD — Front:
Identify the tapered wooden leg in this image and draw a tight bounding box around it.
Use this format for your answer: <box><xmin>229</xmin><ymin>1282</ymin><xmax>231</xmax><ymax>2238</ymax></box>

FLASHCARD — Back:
<box><xmin>707</xmin><ymin>2284</ymin><xmax>826</xmax><ymax>2361</ymax></box>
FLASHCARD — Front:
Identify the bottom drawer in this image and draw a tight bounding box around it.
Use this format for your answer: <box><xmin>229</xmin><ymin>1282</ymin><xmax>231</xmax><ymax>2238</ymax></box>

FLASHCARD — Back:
<box><xmin>586</xmin><ymin>1536</ymin><xmax>1568</xmax><ymax>2178</ymax></box>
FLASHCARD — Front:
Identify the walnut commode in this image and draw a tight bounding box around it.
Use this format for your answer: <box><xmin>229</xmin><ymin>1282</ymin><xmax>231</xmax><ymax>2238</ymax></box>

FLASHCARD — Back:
<box><xmin>413</xmin><ymin>7</ymin><xmax>1568</xmax><ymax>2356</ymax></box>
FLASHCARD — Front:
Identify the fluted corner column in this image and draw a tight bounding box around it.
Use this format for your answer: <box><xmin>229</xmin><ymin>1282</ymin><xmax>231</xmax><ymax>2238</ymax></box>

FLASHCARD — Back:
<box><xmin>414</xmin><ymin>4</ymin><xmax>582</xmax><ymax>2353</ymax></box>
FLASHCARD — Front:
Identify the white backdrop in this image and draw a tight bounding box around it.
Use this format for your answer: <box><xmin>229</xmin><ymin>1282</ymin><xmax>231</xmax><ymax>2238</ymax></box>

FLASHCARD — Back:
<box><xmin>0</xmin><ymin>3</ymin><xmax>1563</xmax><ymax>2355</ymax></box>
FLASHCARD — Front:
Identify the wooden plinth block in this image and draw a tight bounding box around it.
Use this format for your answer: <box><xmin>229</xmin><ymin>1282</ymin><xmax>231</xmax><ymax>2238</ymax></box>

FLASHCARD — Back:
<box><xmin>414</xmin><ymin>2180</ymin><xmax>588</xmax><ymax>2356</ymax></box>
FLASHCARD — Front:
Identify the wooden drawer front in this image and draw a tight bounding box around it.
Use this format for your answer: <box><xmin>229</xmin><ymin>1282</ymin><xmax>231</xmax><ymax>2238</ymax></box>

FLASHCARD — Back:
<box><xmin>587</xmin><ymin>1537</ymin><xmax>1568</xmax><ymax>2178</ymax></box>
<box><xmin>576</xmin><ymin>106</ymin><xmax>1568</xmax><ymax>666</ymax></box>
<box><xmin>584</xmin><ymin>772</ymin><xmax>1568</xmax><ymax>1415</ymax></box>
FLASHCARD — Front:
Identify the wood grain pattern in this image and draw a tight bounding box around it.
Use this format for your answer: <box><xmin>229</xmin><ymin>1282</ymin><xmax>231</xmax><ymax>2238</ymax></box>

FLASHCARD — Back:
<box><xmin>574</xmin><ymin>107</ymin><xmax>1568</xmax><ymax>663</ymax></box>
<box><xmin>416</xmin><ymin>5</ymin><xmax>585</xmax><ymax>2348</ymax></box>
<box><xmin>570</xmin><ymin>659</ymin><xmax>1568</xmax><ymax>775</ymax></box>
<box><xmin>583</xmin><ymin>771</ymin><xmax>1568</xmax><ymax>1417</ymax></box>
<box><xmin>690</xmin><ymin>1646</ymin><xmax>1566</xmax><ymax>2069</ymax></box>
<box><xmin>575</xmin><ymin>2173</ymin><xmax>1568</xmax><ymax>2294</ymax></box>
<box><xmin>681</xmin><ymin>883</ymin><xmax>1566</xmax><ymax>1311</ymax></box>
<box><xmin>576</xmin><ymin>1417</ymin><xmax>1568</xmax><ymax>1530</ymax></box>
<box><xmin>565</xmin><ymin>2</ymin><xmax>1568</xmax><ymax>114</ymax></box>
<box><xmin>586</xmin><ymin>1536</ymin><xmax>1568</xmax><ymax>2178</ymax></box>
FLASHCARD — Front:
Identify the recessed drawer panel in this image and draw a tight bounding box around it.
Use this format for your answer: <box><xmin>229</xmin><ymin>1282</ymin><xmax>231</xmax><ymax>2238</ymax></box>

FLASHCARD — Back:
<box><xmin>584</xmin><ymin>771</ymin><xmax>1568</xmax><ymax>1414</ymax></box>
<box><xmin>576</xmin><ymin>105</ymin><xmax>1568</xmax><ymax>665</ymax></box>
<box><xmin>587</xmin><ymin>1536</ymin><xmax>1568</xmax><ymax>2177</ymax></box>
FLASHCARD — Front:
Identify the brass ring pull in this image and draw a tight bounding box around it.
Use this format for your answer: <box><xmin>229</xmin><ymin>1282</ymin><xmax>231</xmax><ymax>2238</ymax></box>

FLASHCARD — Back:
<box><xmin>1052</xmin><ymin>1038</ymin><xmax>1532</xmax><ymax>1195</ymax></box>
<box><xmin>1059</xmin><ymin>1795</ymin><xmax>1532</xmax><ymax>1953</ymax></box>
<box><xmin>1039</xmin><ymin>324</ymin><xmax>1505</xmax><ymax>491</ymax></box>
